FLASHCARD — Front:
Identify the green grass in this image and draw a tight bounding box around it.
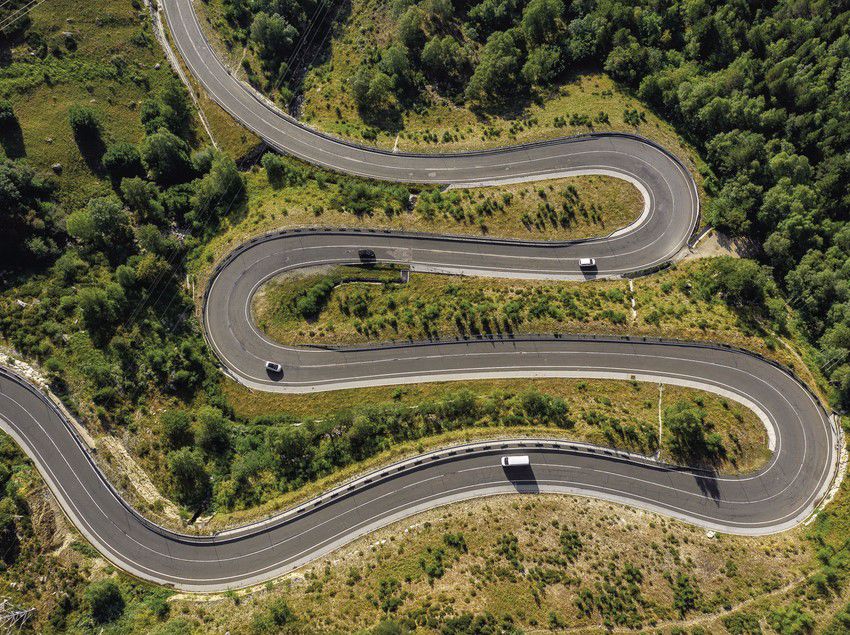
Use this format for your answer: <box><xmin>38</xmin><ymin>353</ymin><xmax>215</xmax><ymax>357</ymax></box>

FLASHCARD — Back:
<box><xmin>0</xmin><ymin>0</ymin><xmax>181</xmax><ymax>209</ymax></box>
<box><xmin>192</xmin><ymin>161</ymin><xmax>645</xmax><ymax>289</ymax></box>
<box><xmin>251</xmin><ymin>259</ymin><xmax>809</xmax><ymax>376</ymax></box>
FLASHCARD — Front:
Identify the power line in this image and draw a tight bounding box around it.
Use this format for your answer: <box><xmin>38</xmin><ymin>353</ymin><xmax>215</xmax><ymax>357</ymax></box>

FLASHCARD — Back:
<box><xmin>0</xmin><ymin>0</ymin><xmax>34</xmax><ymax>18</ymax></box>
<box><xmin>0</xmin><ymin>599</ymin><xmax>35</xmax><ymax>631</ymax></box>
<box><xmin>0</xmin><ymin>0</ymin><xmax>27</xmax><ymax>14</ymax></box>
<box><xmin>166</xmin><ymin>0</ymin><xmax>349</xmax><ymax>325</ymax></box>
<box><xmin>122</xmin><ymin>0</ymin><xmax>344</xmax><ymax>330</ymax></box>
<box><xmin>0</xmin><ymin>0</ymin><xmax>44</xmax><ymax>31</ymax></box>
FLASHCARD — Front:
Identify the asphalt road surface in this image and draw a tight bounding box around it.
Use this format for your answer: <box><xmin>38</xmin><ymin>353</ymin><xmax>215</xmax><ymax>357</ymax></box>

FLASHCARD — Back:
<box><xmin>0</xmin><ymin>0</ymin><xmax>837</xmax><ymax>593</ymax></box>
<box><xmin>0</xmin><ymin>355</ymin><xmax>838</xmax><ymax>591</ymax></box>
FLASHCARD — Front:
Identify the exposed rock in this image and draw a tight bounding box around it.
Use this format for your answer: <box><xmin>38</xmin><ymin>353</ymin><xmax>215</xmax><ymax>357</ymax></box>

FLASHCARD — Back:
<box><xmin>51</xmin><ymin>163</ymin><xmax>62</xmax><ymax>174</ymax></box>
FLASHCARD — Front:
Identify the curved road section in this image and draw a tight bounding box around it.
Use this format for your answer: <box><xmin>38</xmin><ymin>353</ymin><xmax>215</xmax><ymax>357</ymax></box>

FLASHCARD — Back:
<box><xmin>0</xmin><ymin>355</ymin><xmax>838</xmax><ymax>592</ymax></box>
<box><xmin>0</xmin><ymin>0</ymin><xmax>836</xmax><ymax>594</ymax></box>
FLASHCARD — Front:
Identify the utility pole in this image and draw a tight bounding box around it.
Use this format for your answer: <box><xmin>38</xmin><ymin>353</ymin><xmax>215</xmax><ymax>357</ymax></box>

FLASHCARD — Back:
<box><xmin>0</xmin><ymin>598</ymin><xmax>35</xmax><ymax>632</ymax></box>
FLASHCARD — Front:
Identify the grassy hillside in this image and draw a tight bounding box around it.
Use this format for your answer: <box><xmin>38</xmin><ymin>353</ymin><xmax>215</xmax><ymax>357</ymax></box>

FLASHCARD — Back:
<box><xmin>251</xmin><ymin>259</ymin><xmax>806</xmax><ymax>373</ymax></box>
<box><xmin>0</xmin><ymin>0</ymin><xmax>174</xmax><ymax>208</ymax></box>
<box><xmin>1</xmin><ymin>0</ymin><xmax>849</xmax><ymax>631</ymax></box>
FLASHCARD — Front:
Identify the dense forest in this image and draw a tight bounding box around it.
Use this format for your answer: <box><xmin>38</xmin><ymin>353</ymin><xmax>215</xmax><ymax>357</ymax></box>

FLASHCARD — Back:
<box><xmin>220</xmin><ymin>0</ymin><xmax>850</xmax><ymax>409</ymax></box>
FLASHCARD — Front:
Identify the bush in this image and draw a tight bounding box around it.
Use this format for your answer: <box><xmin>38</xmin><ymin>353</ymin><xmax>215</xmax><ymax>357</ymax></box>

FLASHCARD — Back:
<box><xmin>465</xmin><ymin>30</ymin><xmax>524</xmax><ymax>105</ymax></box>
<box><xmin>769</xmin><ymin>603</ymin><xmax>814</xmax><ymax>635</ymax></box>
<box><xmin>84</xmin><ymin>579</ymin><xmax>125</xmax><ymax>624</ymax></box>
<box><xmin>167</xmin><ymin>448</ymin><xmax>211</xmax><ymax>508</ymax></box>
<box><xmin>700</xmin><ymin>258</ymin><xmax>774</xmax><ymax>309</ymax></box>
<box><xmin>68</xmin><ymin>104</ymin><xmax>102</xmax><ymax>138</ymax></box>
<box><xmin>140</xmin><ymin>129</ymin><xmax>193</xmax><ymax>185</ymax></box>
<box><xmin>103</xmin><ymin>142</ymin><xmax>143</xmax><ymax>180</ymax></box>
<box><xmin>189</xmin><ymin>152</ymin><xmax>245</xmax><ymax>232</ymax></box>
<box><xmin>664</xmin><ymin>401</ymin><xmax>724</xmax><ymax>463</ymax></box>
<box><xmin>334</xmin><ymin>180</ymin><xmax>381</xmax><ymax>216</ymax></box>
<box><xmin>161</xmin><ymin>409</ymin><xmax>194</xmax><ymax>449</ymax></box>
<box><xmin>295</xmin><ymin>277</ymin><xmax>336</xmax><ymax>319</ymax></box>
<box><xmin>196</xmin><ymin>406</ymin><xmax>231</xmax><ymax>456</ymax></box>
<box><xmin>0</xmin><ymin>498</ymin><xmax>19</xmax><ymax>565</ymax></box>
<box><xmin>251</xmin><ymin>599</ymin><xmax>296</xmax><ymax>633</ymax></box>
<box><xmin>672</xmin><ymin>572</ymin><xmax>700</xmax><ymax>617</ymax></box>
<box><xmin>0</xmin><ymin>100</ymin><xmax>16</xmax><ymax>124</ymax></box>
<box><xmin>140</xmin><ymin>76</ymin><xmax>194</xmax><ymax>138</ymax></box>
<box><xmin>262</xmin><ymin>153</ymin><xmax>307</xmax><ymax>188</ymax></box>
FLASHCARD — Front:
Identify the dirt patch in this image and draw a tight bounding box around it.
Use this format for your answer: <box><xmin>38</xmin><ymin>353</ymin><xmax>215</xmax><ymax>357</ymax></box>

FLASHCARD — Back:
<box><xmin>98</xmin><ymin>436</ymin><xmax>182</xmax><ymax>523</ymax></box>
<box><xmin>687</xmin><ymin>228</ymin><xmax>759</xmax><ymax>260</ymax></box>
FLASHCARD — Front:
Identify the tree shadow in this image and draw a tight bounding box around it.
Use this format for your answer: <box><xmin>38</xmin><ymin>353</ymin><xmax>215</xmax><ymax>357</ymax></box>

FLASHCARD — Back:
<box><xmin>73</xmin><ymin>132</ymin><xmax>107</xmax><ymax>175</ymax></box>
<box><xmin>358</xmin><ymin>105</ymin><xmax>404</xmax><ymax>134</ymax></box>
<box><xmin>0</xmin><ymin>117</ymin><xmax>26</xmax><ymax>159</ymax></box>
<box><xmin>469</xmin><ymin>91</ymin><xmax>537</xmax><ymax>123</ymax></box>
<box><xmin>693</xmin><ymin>468</ymin><xmax>721</xmax><ymax>502</ymax></box>
<box><xmin>465</xmin><ymin>65</ymin><xmax>598</xmax><ymax>125</ymax></box>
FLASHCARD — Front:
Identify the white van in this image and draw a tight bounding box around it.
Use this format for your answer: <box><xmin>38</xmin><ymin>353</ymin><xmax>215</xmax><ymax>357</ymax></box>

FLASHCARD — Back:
<box><xmin>501</xmin><ymin>455</ymin><xmax>530</xmax><ymax>467</ymax></box>
<box><xmin>579</xmin><ymin>257</ymin><xmax>596</xmax><ymax>268</ymax></box>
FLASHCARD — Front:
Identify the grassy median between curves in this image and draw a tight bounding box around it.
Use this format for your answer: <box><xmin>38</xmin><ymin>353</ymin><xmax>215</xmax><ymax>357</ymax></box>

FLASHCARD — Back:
<box><xmin>205</xmin><ymin>375</ymin><xmax>769</xmax><ymax>533</ymax></box>
<box><xmin>250</xmin><ymin>258</ymin><xmax>815</xmax><ymax>380</ymax></box>
<box><xmin>193</xmin><ymin>164</ymin><xmax>645</xmax><ymax>288</ymax></box>
<box><xmin>174</xmin><ymin>493</ymin><xmax>817</xmax><ymax>633</ymax></box>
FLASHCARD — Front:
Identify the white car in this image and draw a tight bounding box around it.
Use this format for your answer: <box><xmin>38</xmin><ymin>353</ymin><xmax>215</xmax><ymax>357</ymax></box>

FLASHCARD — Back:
<box><xmin>579</xmin><ymin>257</ymin><xmax>597</xmax><ymax>268</ymax></box>
<box><xmin>265</xmin><ymin>361</ymin><xmax>283</xmax><ymax>374</ymax></box>
<box><xmin>501</xmin><ymin>455</ymin><xmax>530</xmax><ymax>467</ymax></box>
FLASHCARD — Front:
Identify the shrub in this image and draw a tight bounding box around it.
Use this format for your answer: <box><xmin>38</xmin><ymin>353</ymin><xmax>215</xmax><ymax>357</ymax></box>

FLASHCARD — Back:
<box><xmin>167</xmin><ymin>448</ymin><xmax>210</xmax><ymax>508</ymax></box>
<box><xmin>559</xmin><ymin>529</ymin><xmax>582</xmax><ymax>561</ymax></box>
<box><xmin>295</xmin><ymin>277</ymin><xmax>336</xmax><ymax>319</ymax></box>
<box><xmin>251</xmin><ymin>599</ymin><xmax>296</xmax><ymax>633</ymax></box>
<box><xmin>769</xmin><ymin>603</ymin><xmax>814</xmax><ymax>635</ymax></box>
<box><xmin>196</xmin><ymin>406</ymin><xmax>231</xmax><ymax>456</ymax></box>
<box><xmin>261</xmin><ymin>153</ymin><xmax>307</xmax><ymax>188</ymax></box>
<box><xmin>160</xmin><ymin>409</ymin><xmax>194</xmax><ymax>449</ymax></box>
<box><xmin>140</xmin><ymin>129</ymin><xmax>193</xmax><ymax>185</ymax></box>
<box><xmin>68</xmin><ymin>104</ymin><xmax>102</xmax><ymax>138</ymax></box>
<box><xmin>84</xmin><ymin>579</ymin><xmax>124</xmax><ymax>624</ymax></box>
<box><xmin>664</xmin><ymin>401</ymin><xmax>724</xmax><ymax>463</ymax></box>
<box><xmin>0</xmin><ymin>100</ymin><xmax>16</xmax><ymax>124</ymax></box>
<box><xmin>103</xmin><ymin>142</ymin><xmax>143</xmax><ymax>180</ymax></box>
<box><xmin>672</xmin><ymin>572</ymin><xmax>700</xmax><ymax>617</ymax></box>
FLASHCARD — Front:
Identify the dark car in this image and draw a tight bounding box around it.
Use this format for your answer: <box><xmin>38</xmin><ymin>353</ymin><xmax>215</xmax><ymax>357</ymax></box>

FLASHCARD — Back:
<box><xmin>358</xmin><ymin>249</ymin><xmax>376</xmax><ymax>262</ymax></box>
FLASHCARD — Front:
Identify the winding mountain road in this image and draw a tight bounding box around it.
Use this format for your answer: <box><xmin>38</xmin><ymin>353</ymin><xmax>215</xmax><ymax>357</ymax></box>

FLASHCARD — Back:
<box><xmin>0</xmin><ymin>0</ymin><xmax>839</xmax><ymax>593</ymax></box>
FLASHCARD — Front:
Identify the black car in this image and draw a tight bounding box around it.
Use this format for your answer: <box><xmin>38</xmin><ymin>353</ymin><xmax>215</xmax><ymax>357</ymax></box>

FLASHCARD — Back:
<box><xmin>358</xmin><ymin>249</ymin><xmax>376</xmax><ymax>262</ymax></box>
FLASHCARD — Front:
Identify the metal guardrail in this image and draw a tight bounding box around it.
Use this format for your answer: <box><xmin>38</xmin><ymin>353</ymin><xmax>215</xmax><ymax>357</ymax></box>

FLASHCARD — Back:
<box><xmin>197</xmin><ymin>131</ymin><xmax>701</xmax><ymax>349</ymax></box>
<box><xmin>1</xmin><ymin>314</ymin><xmax>837</xmax><ymax>545</ymax></box>
<box><xmin>0</xmin><ymin>362</ymin><xmax>686</xmax><ymax>543</ymax></box>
